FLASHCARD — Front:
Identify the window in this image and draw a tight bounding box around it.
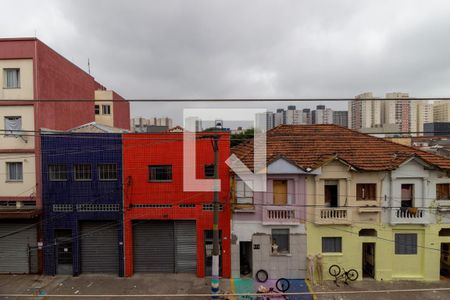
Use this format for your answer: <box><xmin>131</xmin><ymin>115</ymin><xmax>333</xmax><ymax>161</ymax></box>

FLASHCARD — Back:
<box><xmin>94</xmin><ymin>105</ymin><xmax>100</xmax><ymax>115</ymax></box>
<box><xmin>272</xmin><ymin>229</ymin><xmax>289</xmax><ymax>254</ymax></box>
<box><xmin>4</xmin><ymin>116</ymin><xmax>22</xmax><ymax>136</ymax></box>
<box><xmin>48</xmin><ymin>164</ymin><xmax>68</xmax><ymax>181</ymax></box>
<box><xmin>98</xmin><ymin>164</ymin><xmax>117</xmax><ymax>180</ymax></box>
<box><xmin>6</xmin><ymin>162</ymin><xmax>23</xmax><ymax>181</ymax></box>
<box><xmin>437</xmin><ymin>184</ymin><xmax>450</xmax><ymax>200</ymax></box>
<box><xmin>236</xmin><ymin>180</ymin><xmax>254</xmax><ymax>204</ymax></box>
<box><xmin>324</xmin><ymin>180</ymin><xmax>338</xmax><ymax>207</ymax></box>
<box><xmin>102</xmin><ymin>105</ymin><xmax>111</xmax><ymax>115</ymax></box>
<box><xmin>395</xmin><ymin>233</ymin><xmax>417</xmax><ymax>255</ymax></box>
<box><xmin>3</xmin><ymin>68</ymin><xmax>20</xmax><ymax>88</ymax></box>
<box><xmin>204</xmin><ymin>164</ymin><xmax>215</xmax><ymax>178</ymax></box>
<box><xmin>356</xmin><ymin>183</ymin><xmax>376</xmax><ymax>200</ymax></box>
<box><xmin>149</xmin><ymin>165</ymin><xmax>172</xmax><ymax>181</ymax></box>
<box><xmin>401</xmin><ymin>184</ymin><xmax>414</xmax><ymax>207</ymax></box>
<box><xmin>74</xmin><ymin>164</ymin><xmax>92</xmax><ymax>181</ymax></box>
<box><xmin>322</xmin><ymin>237</ymin><xmax>342</xmax><ymax>253</ymax></box>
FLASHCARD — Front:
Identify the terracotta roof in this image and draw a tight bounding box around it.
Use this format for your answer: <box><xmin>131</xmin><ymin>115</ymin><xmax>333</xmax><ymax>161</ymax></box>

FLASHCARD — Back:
<box><xmin>231</xmin><ymin>124</ymin><xmax>450</xmax><ymax>171</ymax></box>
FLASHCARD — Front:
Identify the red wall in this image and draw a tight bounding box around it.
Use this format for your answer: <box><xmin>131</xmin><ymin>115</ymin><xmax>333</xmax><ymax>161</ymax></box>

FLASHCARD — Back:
<box><xmin>123</xmin><ymin>132</ymin><xmax>231</xmax><ymax>278</ymax></box>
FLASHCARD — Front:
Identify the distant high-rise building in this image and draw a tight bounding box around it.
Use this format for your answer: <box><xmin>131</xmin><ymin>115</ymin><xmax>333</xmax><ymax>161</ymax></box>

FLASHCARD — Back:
<box><xmin>383</xmin><ymin>92</ymin><xmax>412</xmax><ymax>134</ymax></box>
<box><xmin>302</xmin><ymin>108</ymin><xmax>312</xmax><ymax>124</ymax></box>
<box><xmin>348</xmin><ymin>92</ymin><xmax>381</xmax><ymax>130</ymax></box>
<box><xmin>433</xmin><ymin>101</ymin><xmax>450</xmax><ymax>122</ymax></box>
<box><xmin>417</xmin><ymin>102</ymin><xmax>433</xmax><ymax>135</ymax></box>
<box><xmin>274</xmin><ymin>109</ymin><xmax>285</xmax><ymax>127</ymax></box>
<box><xmin>333</xmin><ymin>111</ymin><xmax>348</xmax><ymax>127</ymax></box>
<box><xmin>131</xmin><ymin>116</ymin><xmax>174</xmax><ymax>132</ymax></box>
<box><xmin>256</xmin><ymin>112</ymin><xmax>275</xmax><ymax>131</ymax></box>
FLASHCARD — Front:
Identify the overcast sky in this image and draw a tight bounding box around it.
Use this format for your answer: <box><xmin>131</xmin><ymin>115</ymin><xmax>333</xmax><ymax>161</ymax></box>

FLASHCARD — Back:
<box><xmin>2</xmin><ymin>0</ymin><xmax>450</xmax><ymax>124</ymax></box>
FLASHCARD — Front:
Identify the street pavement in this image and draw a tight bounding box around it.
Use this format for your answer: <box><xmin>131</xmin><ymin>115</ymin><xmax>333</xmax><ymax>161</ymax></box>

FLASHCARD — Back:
<box><xmin>0</xmin><ymin>274</ymin><xmax>450</xmax><ymax>299</ymax></box>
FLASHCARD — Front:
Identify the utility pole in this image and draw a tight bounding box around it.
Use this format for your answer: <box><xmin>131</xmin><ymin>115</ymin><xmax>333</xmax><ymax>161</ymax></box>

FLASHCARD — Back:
<box><xmin>211</xmin><ymin>134</ymin><xmax>220</xmax><ymax>299</ymax></box>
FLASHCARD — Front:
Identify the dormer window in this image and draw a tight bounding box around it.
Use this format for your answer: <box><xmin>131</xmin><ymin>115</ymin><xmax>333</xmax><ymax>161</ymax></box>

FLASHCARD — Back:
<box><xmin>3</xmin><ymin>68</ymin><xmax>20</xmax><ymax>89</ymax></box>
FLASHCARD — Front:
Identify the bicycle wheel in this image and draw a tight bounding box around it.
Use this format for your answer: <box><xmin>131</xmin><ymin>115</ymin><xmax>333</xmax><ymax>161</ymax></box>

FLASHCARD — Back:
<box><xmin>275</xmin><ymin>278</ymin><xmax>290</xmax><ymax>292</ymax></box>
<box><xmin>255</xmin><ymin>269</ymin><xmax>269</xmax><ymax>283</ymax></box>
<box><xmin>346</xmin><ymin>269</ymin><xmax>359</xmax><ymax>281</ymax></box>
<box><xmin>328</xmin><ymin>265</ymin><xmax>341</xmax><ymax>277</ymax></box>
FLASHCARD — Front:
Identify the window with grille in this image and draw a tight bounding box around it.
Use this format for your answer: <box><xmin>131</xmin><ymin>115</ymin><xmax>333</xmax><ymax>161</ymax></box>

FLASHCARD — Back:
<box><xmin>236</xmin><ymin>180</ymin><xmax>254</xmax><ymax>204</ymax></box>
<box><xmin>202</xmin><ymin>203</ymin><xmax>224</xmax><ymax>211</ymax></box>
<box><xmin>272</xmin><ymin>229</ymin><xmax>289</xmax><ymax>254</ymax></box>
<box><xmin>76</xmin><ymin>204</ymin><xmax>119</xmax><ymax>212</ymax></box>
<box><xmin>49</xmin><ymin>164</ymin><xmax>68</xmax><ymax>181</ymax></box>
<box><xmin>6</xmin><ymin>162</ymin><xmax>23</xmax><ymax>181</ymax></box>
<box><xmin>4</xmin><ymin>68</ymin><xmax>20</xmax><ymax>88</ymax></box>
<box><xmin>149</xmin><ymin>165</ymin><xmax>172</xmax><ymax>181</ymax></box>
<box><xmin>98</xmin><ymin>164</ymin><xmax>117</xmax><ymax>180</ymax></box>
<box><xmin>356</xmin><ymin>183</ymin><xmax>376</xmax><ymax>200</ymax></box>
<box><xmin>322</xmin><ymin>237</ymin><xmax>342</xmax><ymax>253</ymax></box>
<box><xmin>74</xmin><ymin>164</ymin><xmax>92</xmax><ymax>181</ymax></box>
<box><xmin>102</xmin><ymin>105</ymin><xmax>111</xmax><ymax>115</ymax></box>
<box><xmin>395</xmin><ymin>233</ymin><xmax>417</xmax><ymax>255</ymax></box>
<box><xmin>437</xmin><ymin>184</ymin><xmax>450</xmax><ymax>200</ymax></box>
<box><xmin>204</xmin><ymin>164</ymin><xmax>215</xmax><ymax>178</ymax></box>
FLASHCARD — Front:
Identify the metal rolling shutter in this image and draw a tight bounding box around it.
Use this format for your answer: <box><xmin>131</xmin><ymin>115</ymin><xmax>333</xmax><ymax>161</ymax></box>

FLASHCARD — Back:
<box><xmin>0</xmin><ymin>222</ymin><xmax>37</xmax><ymax>274</ymax></box>
<box><xmin>80</xmin><ymin>221</ymin><xmax>119</xmax><ymax>274</ymax></box>
<box><xmin>133</xmin><ymin>221</ymin><xmax>175</xmax><ymax>272</ymax></box>
<box><xmin>174</xmin><ymin>221</ymin><xmax>197</xmax><ymax>273</ymax></box>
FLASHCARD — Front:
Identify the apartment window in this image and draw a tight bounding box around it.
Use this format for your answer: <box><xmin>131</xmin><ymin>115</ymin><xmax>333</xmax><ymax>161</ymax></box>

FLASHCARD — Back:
<box><xmin>6</xmin><ymin>162</ymin><xmax>23</xmax><ymax>181</ymax></box>
<box><xmin>98</xmin><ymin>164</ymin><xmax>117</xmax><ymax>180</ymax></box>
<box><xmin>236</xmin><ymin>180</ymin><xmax>254</xmax><ymax>204</ymax></box>
<box><xmin>272</xmin><ymin>229</ymin><xmax>289</xmax><ymax>254</ymax></box>
<box><xmin>204</xmin><ymin>164</ymin><xmax>215</xmax><ymax>178</ymax></box>
<box><xmin>324</xmin><ymin>180</ymin><xmax>338</xmax><ymax>207</ymax></box>
<box><xmin>48</xmin><ymin>164</ymin><xmax>68</xmax><ymax>181</ymax></box>
<box><xmin>356</xmin><ymin>183</ymin><xmax>376</xmax><ymax>200</ymax></box>
<box><xmin>437</xmin><ymin>184</ymin><xmax>450</xmax><ymax>200</ymax></box>
<box><xmin>4</xmin><ymin>116</ymin><xmax>22</xmax><ymax>136</ymax></box>
<box><xmin>395</xmin><ymin>233</ymin><xmax>417</xmax><ymax>255</ymax></box>
<box><xmin>149</xmin><ymin>165</ymin><xmax>172</xmax><ymax>182</ymax></box>
<box><xmin>3</xmin><ymin>68</ymin><xmax>20</xmax><ymax>88</ymax></box>
<box><xmin>102</xmin><ymin>105</ymin><xmax>111</xmax><ymax>115</ymax></box>
<box><xmin>322</xmin><ymin>237</ymin><xmax>342</xmax><ymax>253</ymax></box>
<box><xmin>401</xmin><ymin>184</ymin><xmax>414</xmax><ymax>207</ymax></box>
<box><xmin>94</xmin><ymin>105</ymin><xmax>100</xmax><ymax>115</ymax></box>
<box><xmin>74</xmin><ymin>164</ymin><xmax>92</xmax><ymax>181</ymax></box>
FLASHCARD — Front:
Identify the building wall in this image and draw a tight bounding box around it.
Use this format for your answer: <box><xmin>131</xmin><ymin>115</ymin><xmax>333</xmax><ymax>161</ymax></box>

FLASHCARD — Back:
<box><xmin>41</xmin><ymin>133</ymin><xmax>124</xmax><ymax>276</ymax></box>
<box><xmin>122</xmin><ymin>132</ymin><xmax>231</xmax><ymax>278</ymax></box>
<box><xmin>95</xmin><ymin>90</ymin><xmax>114</xmax><ymax>127</ymax></box>
<box><xmin>0</xmin><ymin>59</ymin><xmax>34</xmax><ymax>100</ymax></box>
<box><xmin>434</xmin><ymin>101</ymin><xmax>450</xmax><ymax>123</ymax></box>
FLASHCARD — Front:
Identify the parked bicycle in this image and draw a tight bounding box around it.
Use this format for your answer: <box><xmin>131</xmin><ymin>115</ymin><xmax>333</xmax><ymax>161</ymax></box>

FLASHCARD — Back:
<box><xmin>328</xmin><ymin>264</ymin><xmax>358</xmax><ymax>286</ymax></box>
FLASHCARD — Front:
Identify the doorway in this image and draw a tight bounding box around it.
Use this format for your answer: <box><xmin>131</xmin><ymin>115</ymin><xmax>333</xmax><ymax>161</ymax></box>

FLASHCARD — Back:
<box><xmin>325</xmin><ymin>181</ymin><xmax>338</xmax><ymax>207</ymax></box>
<box><xmin>55</xmin><ymin>229</ymin><xmax>73</xmax><ymax>275</ymax></box>
<box><xmin>273</xmin><ymin>180</ymin><xmax>288</xmax><ymax>205</ymax></box>
<box><xmin>401</xmin><ymin>184</ymin><xmax>414</xmax><ymax>208</ymax></box>
<box><xmin>441</xmin><ymin>243</ymin><xmax>450</xmax><ymax>278</ymax></box>
<box><xmin>362</xmin><ymin>243</ymin><xmax>375</xmax><ymax>278</ymax></box>
<box><xmin>239</xmin><ymin>241</ymin><xmax>252</xmax><ymax>277</ymax></box>
<box><xmin>204</xmin><ymin>230</ymin><xmax>222</xmax><ymax>276</ymax></box>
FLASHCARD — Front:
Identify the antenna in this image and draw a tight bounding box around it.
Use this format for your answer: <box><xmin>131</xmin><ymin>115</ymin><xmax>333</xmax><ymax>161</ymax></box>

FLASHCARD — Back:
<box><xmin>88</xmin><ymin>58</ymin><xmax>91</xmax><ymax>75</ymax></box>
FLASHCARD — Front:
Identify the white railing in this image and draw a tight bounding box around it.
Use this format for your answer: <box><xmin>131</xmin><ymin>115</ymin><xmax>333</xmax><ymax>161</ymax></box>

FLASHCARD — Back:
<box><xmin>315</xmin><ymin>208</ymin><xmax>352</xmax><ymax>225</ymax></box>
<box><xmin>391</xmin><ymin>208</ymin><xmax>428</xmax><ymax>224</ymax></box>
<box><xmin>262</xmin><ymin>206</ymin><xmax>300</xmax><ymax>225</ymax></box>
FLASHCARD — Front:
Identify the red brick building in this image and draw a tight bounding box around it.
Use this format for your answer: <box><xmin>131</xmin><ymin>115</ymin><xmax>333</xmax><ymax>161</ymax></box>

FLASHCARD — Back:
<box><xmin>123</xmin><ymin>132</ymin><xmax>231</xmax><ymax>277</ymax></box>
<box><xmin>0</xmin><ymin>38</ymin><xmax>129</xmax><ymax>274</ymax></box>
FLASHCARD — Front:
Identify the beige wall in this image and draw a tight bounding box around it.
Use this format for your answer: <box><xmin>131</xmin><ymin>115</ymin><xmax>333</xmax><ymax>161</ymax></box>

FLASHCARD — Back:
<box><xmin>95</xmin><ymin>90</ymin><xmax>114</xmax><ymax>127</ymax></box>
<box><xmin>434</xmin><ymin>101</ymin><xmax>450</xmax><ymax>122</ymax></box>
<box><xmin>306</xmin><ymin>160</ymin><xmax>385</xmax><ymax>224</ymax></box>
<box><xmin>0</xmin><ymin>154</ymin><xmax>36</xmax><ymax>197</ymax></box>
<box><xmin>0</xmin><ymin>59</ymin><xmax>34</xmax><ymax>100</ymax></box>
<box><xmin>0</xmin><ymin>105</ymin><xmax>35</xmax><ymax>149</ymax></box>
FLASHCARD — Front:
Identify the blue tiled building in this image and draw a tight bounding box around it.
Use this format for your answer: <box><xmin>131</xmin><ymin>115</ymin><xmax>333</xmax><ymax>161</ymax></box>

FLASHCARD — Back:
<box><xmin>42</xmin><ymin>133</ymin><xmax>124</xmax><ymax>276</ymax></box>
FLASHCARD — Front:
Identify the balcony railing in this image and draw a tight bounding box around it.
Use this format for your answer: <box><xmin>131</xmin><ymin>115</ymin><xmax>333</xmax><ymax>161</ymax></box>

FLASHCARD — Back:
<box><xmin>391</xmin><ymin>208</ymin><xmax>428</xmax><ymax>224</ymax></box>
<box><xmin>315</xmin><ymin>207</ymin><xmax>352</xmax><ymax>225</ymax></box>
<box><xmin>262</xmin><ymin>206</ymin><xmax>301</xmax><ymax>225</ymax></box>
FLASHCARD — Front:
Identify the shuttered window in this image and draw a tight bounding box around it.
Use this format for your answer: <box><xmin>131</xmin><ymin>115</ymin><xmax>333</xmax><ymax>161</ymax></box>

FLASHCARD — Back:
<box><xmin>322</xmin><ymin>237</ymin><xmax>342</xmax><ymax>253</ymax></box>
<box><xmin>395</xmin><ymin>233</ymin><xmax>417</xmax><ymax>255</ymax></box>
<box><xmin>437</xmin><ymin>184</ymin><xmax>450</xmax><ymax>200</ymax></box>
<box><xmin>356</xmin><ymin>183</ymin><xmax>376</xmax><ymax>200</ymax></box>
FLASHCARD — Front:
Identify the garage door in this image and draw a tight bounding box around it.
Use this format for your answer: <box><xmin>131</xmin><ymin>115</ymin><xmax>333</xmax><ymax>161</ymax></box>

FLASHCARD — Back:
<box><xmin>80</xmin><ymin>221</ymin><xmax>119</xmax><ymax>274</ymax></box>
<box><xmin>133</xmin><ymin>220</ymin><xmax>196</xmax><ymax>273</ymax></box>
<box><xmin>0</xmin><ymin>221</ymin><xmax>37</xmax><ymax>274</ymax></box>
